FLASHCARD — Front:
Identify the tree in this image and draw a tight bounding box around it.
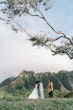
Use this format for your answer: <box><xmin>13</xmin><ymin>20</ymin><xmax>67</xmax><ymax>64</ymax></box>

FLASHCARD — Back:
<box><xmin>0</xmin><ymin>0</ymin><xmax>73</xmax><ymax>59</ymax></box>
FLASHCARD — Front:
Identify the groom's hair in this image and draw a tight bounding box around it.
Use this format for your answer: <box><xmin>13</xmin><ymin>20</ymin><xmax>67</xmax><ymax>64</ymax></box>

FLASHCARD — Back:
<box><xmin>35</xmin><ymin>81</ymin><xmax>40</xmax><ymax>83</ymax></box>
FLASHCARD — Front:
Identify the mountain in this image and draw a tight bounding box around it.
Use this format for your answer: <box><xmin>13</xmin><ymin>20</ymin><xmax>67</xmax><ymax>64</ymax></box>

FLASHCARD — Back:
<box><xmin>0</xmin><ymin>70</ymin><xmax>73</xmax><ymax>97</ymax></box>
<box><xmin>56</xmin><ymin>70</ymin><xmax>73</xmax><ymax>90</ymax></box>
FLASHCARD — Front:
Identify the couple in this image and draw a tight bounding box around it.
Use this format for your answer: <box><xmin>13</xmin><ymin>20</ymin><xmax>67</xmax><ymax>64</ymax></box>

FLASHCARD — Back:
<box><xmin>28</xmin><ymin>81</ymin><xmax>44</xmax><ymax>99</ymax></box>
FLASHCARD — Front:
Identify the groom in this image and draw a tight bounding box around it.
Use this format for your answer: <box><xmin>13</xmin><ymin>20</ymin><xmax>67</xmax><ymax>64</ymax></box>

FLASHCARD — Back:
<box><xmin>38</xmin><ymin>81</ymin><xmax>44</xmax><ymax>99</ymax></box>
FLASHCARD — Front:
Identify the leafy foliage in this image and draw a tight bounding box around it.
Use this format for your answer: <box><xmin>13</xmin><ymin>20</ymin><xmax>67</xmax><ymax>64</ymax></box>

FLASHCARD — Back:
<box><xmin>64</xmin><ymin>91</ymin><xmax>73</xmax><ymax>98</ymax></box>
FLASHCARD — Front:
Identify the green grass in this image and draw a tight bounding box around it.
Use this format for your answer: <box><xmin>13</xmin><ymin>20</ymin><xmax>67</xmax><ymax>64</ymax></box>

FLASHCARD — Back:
<box><xmin>0</xmin><ymin>90</ymin><xmax>73</xmax><ymax>109</ymax></box>
<box><xmin>0</xmin><ymin>98</ymin><xmax>73</xmax><ymax>110</ymax></box>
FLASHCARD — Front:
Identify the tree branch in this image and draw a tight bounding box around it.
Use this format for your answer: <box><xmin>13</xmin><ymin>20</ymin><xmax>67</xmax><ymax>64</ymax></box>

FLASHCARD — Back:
<box><xmin>28</xmin><ymin>13</ymin><xmax>43</xmax><ymax>19</ymax></box>
<box><xmin>37</xmin><ymin>9</ymin><xmax>73</xmax><ymax>44</ymax></box>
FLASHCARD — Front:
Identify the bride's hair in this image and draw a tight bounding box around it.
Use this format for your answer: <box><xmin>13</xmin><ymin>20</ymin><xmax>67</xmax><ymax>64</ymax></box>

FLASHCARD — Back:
<box><xmin>34</xmin><ymin>81</ymin><xmax>40</xmax><ymax>89</ymax></box>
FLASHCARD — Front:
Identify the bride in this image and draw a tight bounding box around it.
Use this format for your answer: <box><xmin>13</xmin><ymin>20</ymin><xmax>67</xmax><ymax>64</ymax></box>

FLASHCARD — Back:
<box><xmin>28</xmin><ymin>82</ymin><xmax>39</xmax><ymax>99</ymax></box>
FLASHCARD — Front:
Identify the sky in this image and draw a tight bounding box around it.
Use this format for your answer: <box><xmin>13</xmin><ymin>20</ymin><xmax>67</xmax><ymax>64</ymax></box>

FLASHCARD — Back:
<box><xmin>0</xmin><ymin>0</ymin><xmax>73</xmax><ymax>83</ymax></box>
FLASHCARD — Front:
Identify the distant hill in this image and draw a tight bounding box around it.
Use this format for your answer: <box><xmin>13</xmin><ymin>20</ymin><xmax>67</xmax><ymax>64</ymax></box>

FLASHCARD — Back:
<box><xmin>0</xmin><ymin>70</ymin><xmax>73</xmax><ymax>97</ymax></box>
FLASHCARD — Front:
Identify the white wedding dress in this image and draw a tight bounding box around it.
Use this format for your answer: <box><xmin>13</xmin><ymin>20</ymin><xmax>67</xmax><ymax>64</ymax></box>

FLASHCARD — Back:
<box><xmin>28</xmin><ymin>84</ymin><xmax>39</xmax><ymax>99</ymax></box>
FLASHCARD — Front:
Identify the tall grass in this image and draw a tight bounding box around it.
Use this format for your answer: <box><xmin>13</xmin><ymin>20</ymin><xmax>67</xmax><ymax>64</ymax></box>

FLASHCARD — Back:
<box><xmin>0</xmin><ymin>98</ymin><xmax>73</xmax><ymax>110</ymax></box>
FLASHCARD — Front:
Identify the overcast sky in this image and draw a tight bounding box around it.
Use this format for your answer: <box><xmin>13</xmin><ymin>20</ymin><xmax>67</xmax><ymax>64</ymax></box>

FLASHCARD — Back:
<box><xmin>0</xmin><ymin>0</ymin><xmax>73</xmax><ymax>83</ymax></box>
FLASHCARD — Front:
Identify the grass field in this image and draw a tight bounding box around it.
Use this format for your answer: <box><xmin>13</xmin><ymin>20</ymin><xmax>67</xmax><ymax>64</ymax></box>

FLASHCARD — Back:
<box><xmin>0</xmin><ymin>98</ymin><xmax>73</xmax><ymax>110</ymax></box>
